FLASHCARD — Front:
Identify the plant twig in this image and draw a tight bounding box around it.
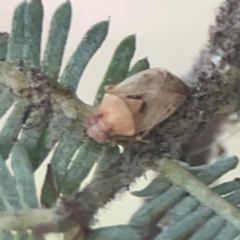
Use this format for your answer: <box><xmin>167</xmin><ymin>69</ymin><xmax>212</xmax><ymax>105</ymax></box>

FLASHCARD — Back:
<box><xmin>0</xmin><ymin>62</ymin><xmax>96</xmax><ymax>126</ymax></box>
<box><xmin>157</xmin><ymin>158</ymin><xmax>240</xmax><ymax>231</ymax></box>
<box><xmin>0</xmin><ymin>208</ymin><xmax>58</xmax><ymax>231</ymax></box>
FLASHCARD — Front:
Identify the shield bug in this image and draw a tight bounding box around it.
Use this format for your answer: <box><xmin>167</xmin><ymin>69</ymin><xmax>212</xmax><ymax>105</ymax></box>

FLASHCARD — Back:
<box><xmin>87</xmin><ymin>68</ymin><xmax>189</xmax><ymax>143</ymax></box>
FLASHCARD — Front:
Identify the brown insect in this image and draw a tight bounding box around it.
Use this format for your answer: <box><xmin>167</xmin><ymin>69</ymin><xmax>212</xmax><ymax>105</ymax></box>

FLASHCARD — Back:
<box><xmin>87</xmin><ymin>68</ymin><xmax>189</xmax><ymax>143</ymax></box>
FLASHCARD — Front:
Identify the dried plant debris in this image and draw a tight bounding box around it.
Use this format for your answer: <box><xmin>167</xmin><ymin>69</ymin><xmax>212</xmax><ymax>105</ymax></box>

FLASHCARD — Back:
<box><xmin>0</xmin><ymin>62</ymin><xmax>95</xmax><ymax>126</ymax></box>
